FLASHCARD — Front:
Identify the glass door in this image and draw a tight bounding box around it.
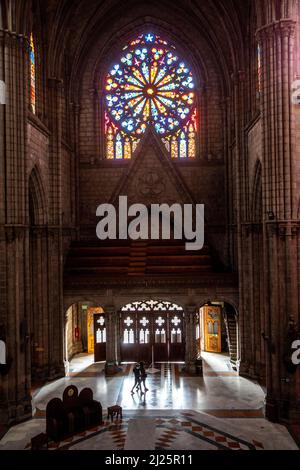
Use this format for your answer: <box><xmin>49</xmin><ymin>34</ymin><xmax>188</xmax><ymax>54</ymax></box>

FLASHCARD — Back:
<box><xmin>168</xmin><ymin>312</ymin><xmax>185</xmax><ymax>361</ymax></box>
<box><xmin>120</xmin><ymin>313</ymin><xmax>137</xmax><ymax>361</ymax></box>
<box><xmin>93</xmin><ymin>314</ymin><xmax>106</xmax><ymax>362</ymax></box>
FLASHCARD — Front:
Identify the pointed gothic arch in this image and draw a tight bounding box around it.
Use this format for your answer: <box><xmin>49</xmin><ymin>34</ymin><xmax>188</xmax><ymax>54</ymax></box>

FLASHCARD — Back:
<box><xmin>29</xmin><ymin>165</ymin><xmax>47</xmax><ymax>225</ymax></box>
<box><xmin>251</xmin><ymin>159</ymin><xmax>262</xmax><ymax>223</ymax></box>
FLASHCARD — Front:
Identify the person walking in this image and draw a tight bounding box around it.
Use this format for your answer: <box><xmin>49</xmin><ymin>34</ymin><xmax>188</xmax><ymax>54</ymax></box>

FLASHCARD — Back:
<box><xmin>139</xmin><ymin>362</ymin><xmax>148</xmax><ymax>394</ymax></box>
<box><xmin>131</xmin><ymin>363</ymin><xmax>141</xmax><ymax>394</ymax></box>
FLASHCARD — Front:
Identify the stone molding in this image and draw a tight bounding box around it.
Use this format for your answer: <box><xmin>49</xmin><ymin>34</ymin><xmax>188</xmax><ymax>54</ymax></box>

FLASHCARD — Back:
<box><xmin>256</xmin><ymin>19</ymin><xmax>296</xmax><ymax>43</ymax></box>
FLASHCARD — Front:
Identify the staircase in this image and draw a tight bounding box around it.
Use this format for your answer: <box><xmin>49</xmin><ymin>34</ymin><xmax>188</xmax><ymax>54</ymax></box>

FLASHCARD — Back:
<box><xmin>224</xmin><ymin>312</ymin><xmax>239</xmax><ymax>370</ymax></box>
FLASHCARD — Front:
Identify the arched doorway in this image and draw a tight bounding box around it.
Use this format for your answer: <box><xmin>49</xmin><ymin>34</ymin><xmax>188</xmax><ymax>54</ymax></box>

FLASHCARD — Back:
<box><xmin>196</xmin><ymin>301</ymin><xmax>239</xmax><ymax>370</ymax></box>
<box><xmin>28</xmin><ymin>167</ymin><xmax>48</xmax><ymax>383</ymax></box>
<box><xmin>87</xmin><ymin>307</ymin><xmax>106</xmax><ymax>362</ymax></box>
<box><xmin>120</xmin><ymin>300</ymin><xmax>185</xmax><ymax>363</ymax></box>
<box><xmin>64</xmin><ymin>302</ymin><xmax>106</xmax><ymax>370</ymax></box>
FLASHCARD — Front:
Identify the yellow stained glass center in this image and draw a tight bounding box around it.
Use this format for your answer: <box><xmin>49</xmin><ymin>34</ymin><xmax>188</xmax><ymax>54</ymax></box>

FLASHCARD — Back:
<box><xmin>146</xmin><ymin>87</ymin><xmax>155</xmax><ymax>95</ymax></box>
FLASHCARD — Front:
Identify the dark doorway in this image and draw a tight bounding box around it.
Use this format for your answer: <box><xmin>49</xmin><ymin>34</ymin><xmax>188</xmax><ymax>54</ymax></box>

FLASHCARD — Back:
<box><xmin>120</xmin><ymin>300</ymin><xmax>185</xmax><ymax>363</ymax></box>
<box><xmin>93</xmin><ymin>313</ymin><xmax>106</xmax><ymax>362</ymax></box>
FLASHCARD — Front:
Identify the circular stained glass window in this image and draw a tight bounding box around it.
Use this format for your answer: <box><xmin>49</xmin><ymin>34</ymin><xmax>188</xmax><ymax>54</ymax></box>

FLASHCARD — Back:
<box><xmin>105</xmin><ymin>33</ymin><xmax>195</xmax><ymax>137</ymax></box>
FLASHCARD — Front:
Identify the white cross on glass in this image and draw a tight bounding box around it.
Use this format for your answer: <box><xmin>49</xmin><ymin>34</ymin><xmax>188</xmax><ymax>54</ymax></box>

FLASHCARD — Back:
<box><xmin>140</xmin><ymin>317</ymin><xmax>149</xmax><ymax>327</ymax></box>
<box><xmin>155</xmin><ymin>316</ymin><xmax>165</xmax><ymax>327</ymax></box>
<box><xmin>171</xmin><ymin>316</ymin><xmax>181</xmax><ymax>326</ymax></box>
<box><xmin>124</xmin><ymin>316</ymin><xmax>133</xmax><ymax>327</ymax></box>
<box><xmin>97</xmin><ymin>316</ymin><xmax>105</xmax><ymax>326</ymax></box>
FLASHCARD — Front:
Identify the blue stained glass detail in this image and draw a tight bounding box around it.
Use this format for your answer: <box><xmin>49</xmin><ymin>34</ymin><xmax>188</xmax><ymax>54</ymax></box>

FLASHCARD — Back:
<box><xmin>145</xmin><ymin>34</ymin><xmax>154</xmax><ymax>42</ymax></box>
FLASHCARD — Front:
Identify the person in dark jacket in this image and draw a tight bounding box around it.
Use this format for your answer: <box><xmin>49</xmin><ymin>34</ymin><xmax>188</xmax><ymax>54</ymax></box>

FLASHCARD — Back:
<box><xmin>139</xmin><ymin>362</ymin><xmax>148</xmax><ymax>394</ymax></box>
<box><xmin>131</xmin><ymin>363</ymin><xmax>141</xmax><ymax>394</ymax></box>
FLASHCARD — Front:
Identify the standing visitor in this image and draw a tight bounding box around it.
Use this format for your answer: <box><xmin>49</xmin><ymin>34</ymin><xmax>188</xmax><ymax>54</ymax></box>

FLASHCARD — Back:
<box><xmin>139</xmin><ymin>362</ymin><xmax>148</xmax><ymax>394</ymax></box>
<box><xmin>131</xmin><ymin>363</ymin><xmax>141</xmax><ymax>394</ymax></box>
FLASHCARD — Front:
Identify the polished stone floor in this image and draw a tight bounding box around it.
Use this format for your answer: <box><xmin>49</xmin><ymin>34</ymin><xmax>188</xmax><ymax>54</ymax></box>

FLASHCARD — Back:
<box><xmin>31</xmin><ymin>352</ymin><xmax>265</xmax><ymax>412</ymax></box>
<box><xmin>0</xmin><ymin>353</ymin><xmax>298</xmax><ymax>450</ymax></box>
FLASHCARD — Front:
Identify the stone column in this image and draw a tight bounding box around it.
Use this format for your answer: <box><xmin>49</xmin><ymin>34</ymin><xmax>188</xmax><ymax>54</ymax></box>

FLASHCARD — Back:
<box><xmin>104</xmin><ymin>306</ymin><xmax>119</xmax><ymax>375</ymax></box>
<box><xmin>256</xmin><ymin>19</ymin><xmax>300</xmax><ymax>422</ymax></box>
<box><xmin>28</xmin><ymin>226</ymin><xmax>53</xmax><ymax>381</ymax></box>
<box><xmin>184</xmin><ymin>305</ymin><xmax>198</xmax><ymax>373</ymax></box>
<box><xmin>231</xmin><ymin>70</ymin><xmax>250</xmax><ymax>378</ymax></box>
<box><xmin>116</xmin><ymin>311</ymin><xmax>121</xmax><ymax>365</ymax></box>
<box><xmin>46</xmin><ymin>78</ymin><xmax>65</xmax><ymax>379</ymax></box>
<box><xmin>0</xmin><ymin>30</ymin><xmax>32</xmax><ymax>426</ymax></box>
<box><xmin>71</xmin><ymin>103</ymin><xmax>80</xmax><ymax>230</ymax></box>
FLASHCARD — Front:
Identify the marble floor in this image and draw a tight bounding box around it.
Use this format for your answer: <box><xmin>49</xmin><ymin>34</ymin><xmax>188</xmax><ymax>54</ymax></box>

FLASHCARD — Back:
<box><xmin>0</xmin><ymin>352</ymin><xmax>299</xmax><ymax>450</ymax></box>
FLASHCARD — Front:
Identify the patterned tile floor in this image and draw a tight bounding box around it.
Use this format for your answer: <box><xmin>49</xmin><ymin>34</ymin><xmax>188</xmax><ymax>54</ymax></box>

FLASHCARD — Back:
<box><xmin>0</xmin><ymin>353</ymin><xmax>298</xmax><ymax>450</ymax></box>
<box><xmin>0</xmin><ymin>410</ymin><xmax>297</xmax><ymax>451</ymax></box>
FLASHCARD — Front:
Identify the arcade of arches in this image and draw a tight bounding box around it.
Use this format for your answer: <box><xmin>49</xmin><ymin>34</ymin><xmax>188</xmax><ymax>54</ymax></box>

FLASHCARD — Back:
<box><xmin>64</xmin><ymin>300</ymin><xmax>237</xmax><ymax>367</ymax></box>
<box><xmin>1</xmin><ymin>0</ymin><xmax>300</xmax><ymax>450</ymax></box>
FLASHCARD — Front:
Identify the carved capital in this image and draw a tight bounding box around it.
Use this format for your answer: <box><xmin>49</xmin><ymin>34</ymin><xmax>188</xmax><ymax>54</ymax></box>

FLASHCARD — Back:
<box><xmin>274</xmin><ymin>19</ymin><xmax>296</xmax><ymax>39</ymax></box>
<box><xmin>291</xmin><ymin>223</ymin><xmax>300</xmax><ymax>237</ymax></box>
<box><xmin>278</xmin><ymin>224</ymin><xmax>287</xmax><ymax>239</ymax></box>
<box><xmin>0</xmin><ymin>30</ymin><xmax>27</xmax><ymax>50</ymax></box>
<box><xmin>257</xmin><ymin>19</ymin><xmax>296</xmax><ymax>43</ymax></box>
<box><xmin>5</xmin><ymin>226</ymin><xmax>26</xmax><ymax>243</ymax></box>
<box><xmin>266</xmin><ymin>222</ymin><xmax>278</xmax><ymax>238</ymax></box>
<box><xmin>278</xmin><ymin>222</ymin><xmax>300</xmax><ymax>239</ymax></box>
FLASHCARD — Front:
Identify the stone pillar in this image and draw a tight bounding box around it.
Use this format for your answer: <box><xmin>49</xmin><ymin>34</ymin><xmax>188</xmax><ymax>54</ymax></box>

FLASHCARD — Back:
<box><xmin>71</xmin><ymin>103</ymin><xmax>80</xmax><ymax>231</ymax></box>
<box><xmin>30</xmin><ymin>227</ymin><xmax>50</xmax><ymax>381</ymax></box>
<box><xmin>231</xmin><ymin>70</ymin><xmax>250</xmax><ymax>378</ymax></box>
<box><xmin>256</xmin><ymin>19</ymin><xmax>300</xmax><ymax>422</ymax></box>
<box><xmin>104</xmin><ymin>306</ymin><xmax>119</xmax><ymax>375</ymax></box>
<box><xmin>46</xmin><ymin>78</ymin><xmax>65</xmax><ymax>379</ymax></box>
<box><xmin>0</xmin><ymin>30</ymin><xmax>32</xmax><ymax>426</ymax></box>
<box><xmin>116</xmin><ymin>311</ymin><xmax>121</xmax><ymax>365</ymax></box>
<box><xmin>184</xmin><ymin>305</ymin><xmax>198</xmax><ymax>373</ymax></box>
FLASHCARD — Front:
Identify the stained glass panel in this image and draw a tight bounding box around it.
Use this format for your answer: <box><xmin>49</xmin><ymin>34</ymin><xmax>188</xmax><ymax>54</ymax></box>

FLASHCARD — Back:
<box><xmin>30</xmin><ymin>33</ymin><xmax>36</xmax><ymax>114</ymax></box>
<box><xmin>104</xmin><ymin>33</ymin><xmax>198</xmax><ymax>159</ymax></box>
<box><xmin>257</xmin><ymin>44</ymin><xmax>262</xmax><ymax>94</ymax></box>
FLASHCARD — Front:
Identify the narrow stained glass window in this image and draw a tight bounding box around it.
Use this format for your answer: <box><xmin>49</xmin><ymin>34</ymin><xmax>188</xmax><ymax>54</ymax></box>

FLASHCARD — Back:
<box><xmin>30</xmin><ymin>33</ymin><xmax>36</xmax><ymax>114</ymax></box>
<box><xmin>104</xmin><ymin>33</ymin><xmax>198</xmax><ymax>159</ymax></box>
<box><xmin>257</xmin><ymin>44</ymin><xmax>262</xmax><ymax>95</ymax></box>
<box><xmin>179</xmin><ymin>132</ymin><xmax>187</xmax><ymax>159</ymax></box>
<box><xmin>115</xmin><ymin>133</ymin><xmax>123</xmax><ymax>159</ymax></box>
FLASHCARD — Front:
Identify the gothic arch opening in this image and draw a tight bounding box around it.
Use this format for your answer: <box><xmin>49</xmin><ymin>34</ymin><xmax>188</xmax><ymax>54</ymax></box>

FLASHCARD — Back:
<box><xmin>28</xmin><ymin>167</ymin><xmax>48</xmax><ymax>383</ymax></box>
<box><xmin>252</xmin><ymin>159</ymin><xmax>262</xmax><ymax>222</ymax></box>
<box><xmin>197</xmin><ymin>301</ymin><xmax>239</xmax><ymax>372</ymax></box>
<box><xmin>64</xmin><ymin>301</ymin><xmax>105</xmax><ymax>376</ymax></box>
<box><xmin>249</xmin><ymin>160</ymin><xmax>266</xmax><ymax>385</ymax></box>
<box><xmin>29</xmin><ymin>166</ymin><xmax>47</xmax><ymax>225</ymax></box>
